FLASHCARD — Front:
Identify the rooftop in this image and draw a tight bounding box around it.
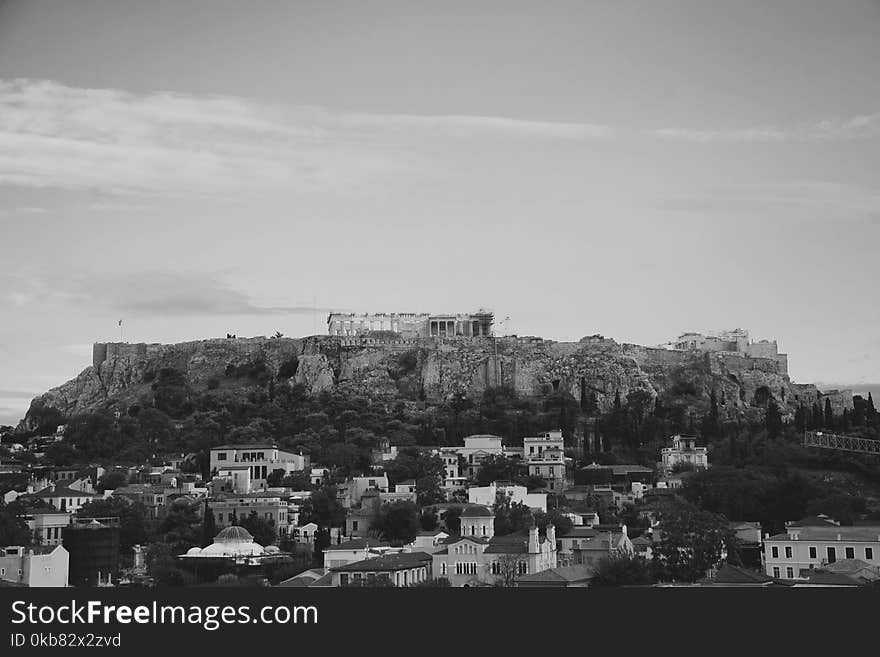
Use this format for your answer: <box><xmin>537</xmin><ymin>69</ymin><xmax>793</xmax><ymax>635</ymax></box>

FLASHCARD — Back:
<box><xmin>330</xmin><ymin>551</ymin><xmax>433</xmax><ymax>573</ymax></box>
<box><xmin>212</xmin><ymin>444</ymin><xmax>278</xmax><ymax>451</ymax></box>
<box><xmin>767</xmin><ymin>526</ymin><xmax>880</xmax><ymax>542</ymax></box>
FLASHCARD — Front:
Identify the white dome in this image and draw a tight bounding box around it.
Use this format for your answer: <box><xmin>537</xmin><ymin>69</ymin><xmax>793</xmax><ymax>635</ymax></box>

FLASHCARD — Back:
<box><xmin>186</xmin><ymin>547</ymin><xmax>202</xmax><ymax>556</ymax></box>
<box><xmin>198</xmin><ymin>526</ymin><xmax>266</xmax><ymax>558</ymax></box>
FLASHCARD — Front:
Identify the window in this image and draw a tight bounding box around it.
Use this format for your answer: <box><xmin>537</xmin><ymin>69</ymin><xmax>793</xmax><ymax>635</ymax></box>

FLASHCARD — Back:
<box><xmin>827</xmin><ymin>547</ymin><xmax>837</xmax><ymax>563</ymax></box>
<box><xmin>845</xmin><ymin>547</ymin><xmax>855</xmax><ymax>560</ymax></box>
<box><xmin>772</xmin><ymin>567</ymin><xmax>780</xmax><ymax>578</ymax></box>
<box><xmin>785</xmin><ymin>546</ymin><xmax>792</xmax><ymax>558</ymax></box>
<box><xmin>786</xmin><ymin>567</ymin><xmax>794</xmax><ymax>579</ymax></box>
<box><xmin>809</xmin><ymin>546</ymin><xmax>817</xmax><ymax>559</ymax></box>
<box><xmin>866</xmin><ymin>548</ymin><xmax>874</xmax><ymax>561</ymax></box>
<box><xmin>352</xmin><ymin>521</ymin><xmax>358</xmax><ymax>531</ymax></box>
<box><xmin>217</xmin><ymin>453</ymin><xmax>227</xmax><ymax>461</ymax></box>
<box><xmin>518</xmin><ymin>562</ymin><xmax>527</xmax><ymax>575</ymax></box>
<box><xmin>340</xmin><ymin>574</ymin><xmax>349</xmax><ymax>586</ymax></box>
<box><xmin>771</xmin><ymin>546</ymin><xmax>779</xmax><ymax>558</ymax></box>
<box><xmin>441</xmin><ymin>563</ymin><xmax>447</xmax><ymax>576</ymax></box>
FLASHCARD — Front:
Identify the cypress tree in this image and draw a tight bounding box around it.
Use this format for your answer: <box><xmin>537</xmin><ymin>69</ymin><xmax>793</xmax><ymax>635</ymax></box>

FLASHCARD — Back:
<box><xmin>812</xmin><ymin>402</ymin><xmax>823</xmax><ymax>429</ymax></box>
<box><xmin>201</xmin><ymin>503</ymin><xmax>216</xmax><ymax>547</ymax></box>
<box><xmin>824</xmin><ymin>398</ymin><xmax>834</xmax><ymax>428</ymax></box>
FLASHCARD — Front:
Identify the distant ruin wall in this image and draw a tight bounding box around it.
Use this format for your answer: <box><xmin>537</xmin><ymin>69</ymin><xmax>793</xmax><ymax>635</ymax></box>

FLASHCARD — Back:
<box><xmin>93</xmin><ymin>342</ymin><xmax>149</xmax><ymax>367</ymax></box>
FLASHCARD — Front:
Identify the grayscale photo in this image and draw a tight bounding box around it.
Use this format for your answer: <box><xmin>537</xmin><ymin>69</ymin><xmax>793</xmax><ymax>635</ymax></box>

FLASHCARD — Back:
<box><xmin>0</xmin><ymin>0</ymin><xmax>878</xmax><ymax>621</ymax></box>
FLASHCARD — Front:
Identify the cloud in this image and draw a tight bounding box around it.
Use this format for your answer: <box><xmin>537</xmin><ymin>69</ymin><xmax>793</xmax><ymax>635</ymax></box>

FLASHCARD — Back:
<box><xmin>0</xmin><ymin>78</ymin><xmax>611</xmax><ymax>199</ymax></box>
<box><xmin>0</xmin><ymin>389</ymin><xmax>38</xmax><ymax>399</ymax></box>
<box><xmin>657</xmin><ymin>181</ymin><xmax>880</xmax><ymax>217</ymax></box>
<box><xmin>650</xmin><ymin>113</ymin><xmax>880</xmax><ymax>143</ymax></box>
<box><xmin>336</xmin><ymin>112</ymin><xmax>612</xmax><ymax>139</ymax></box>
<box><xmin>1</xmin><ymin>269</ymin><xmax>331</xmax><ymax>317</ymax></box>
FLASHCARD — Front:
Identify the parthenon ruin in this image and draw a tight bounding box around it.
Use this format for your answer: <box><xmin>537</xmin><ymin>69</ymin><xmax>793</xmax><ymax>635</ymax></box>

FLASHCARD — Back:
<box><xmin>326</xmin><ymin>311</ymin><xmax>494</xmax><ymax>338</ymax></box>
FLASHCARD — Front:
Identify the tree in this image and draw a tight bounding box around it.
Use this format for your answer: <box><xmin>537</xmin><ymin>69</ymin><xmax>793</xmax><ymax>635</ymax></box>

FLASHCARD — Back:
<box><xmin>239</xmin><ymin>510</ymin><xmax>276</xmax><ymax>546</ymax></box>
<box><xmin>420</xmin><ymin>509</ymin><xmax>439</xmax><ymax>531</ymax></box>
<box><xmin>824</xmin><ymin>398</ymin><xmax>834</xmax><ymax>428</ymax></box>
<box><xmin>415</xmin><ymin>474</ymin><xmax>443</xmax><ymax>507</ymax></box>
<box><xmin>201</xmin><ymin>502</ymin><xmax>217</xmax><ymax>547</ymax></box>
<box><xmin>156</xmin><ymin>500</ymin><xmax>202</xmax><ymax>555</ymax></box>
<box><xmin>492</xmin><ymin>553</ymin><xmax>522</xmax><ymax>587</ymax></box>
<box><xmin>442</xmin><ymin>505</ymin><xmax>463</xmax><ymax>535</ymax></box>
<box><xmin>651</xmin><ymin>499</ymin><xmax>739</xmax><ymax>583</ymax></box>
<box><xmin>96</xmin><ymin>471</ymin><xmax>128</xmax><ymax>492</ymax></box>
<box><xmin>591</xmin><ymin>551</ymin><xmax>656</xmax><ymax>587</ymax></box>
<box><xmin>493</xmin><ymin>494</ymin><xmax>533</xmax><ymax>536</ymax></box>
<box><xmin>371</xmin><ymin>501</ymin><xmax>420</xmax><ymax>546</ymax></box>
<box><xmin>765</xmin><ymin>399</ymin><xmax>783</xmax><ymax>440</ymax></box>
<box><xmin>298</xmin><ymin>488</ymin><xmax>345</xmax><ymax>529</ymax></box>
<box><xmin>0</xmin><ymin>502</ymin><xmax>33</xmax><ymax>546</ymax></box>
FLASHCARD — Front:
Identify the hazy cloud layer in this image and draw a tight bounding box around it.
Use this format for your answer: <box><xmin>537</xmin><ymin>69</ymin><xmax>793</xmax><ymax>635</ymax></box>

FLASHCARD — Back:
<box><xmin>651</xmin><ymin>114</ymin><xmax>880</xmax><ymax>143</ymax></box>
<box><xmin>0</xmin><ymin>79</ymin><xmax>612</xmax><ymax>198</ymax></box>
<box><xmin>2</xmin><ymin>270</ymin><xmax>329</xmax><ymax>317</ymax></box>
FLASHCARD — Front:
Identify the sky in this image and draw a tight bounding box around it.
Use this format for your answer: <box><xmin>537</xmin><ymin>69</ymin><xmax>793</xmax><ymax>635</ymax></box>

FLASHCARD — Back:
<box><xmin>0</xmin><ymin>0</ymin><xmax>878</xmax><ymax>425</ymax></box>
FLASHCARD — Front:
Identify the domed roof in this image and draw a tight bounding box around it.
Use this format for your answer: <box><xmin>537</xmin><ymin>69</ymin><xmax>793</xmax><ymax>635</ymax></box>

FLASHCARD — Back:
<box><xmin>264</xmin><ymin>545</ymin><xmax>280</xmax><ymax>554</ymax></box>
<box><xmin>214</xmin><ymin>526</ymin><xmax>254</xmax><ymax>543</ymax></box>
<box><xmin>460</xmin><ymin>504</ymin><xmax>494</xmax><ymax>518</ymax></box>
<box><xmin>186</xmin><ymin>547</ymin><xmax>202</xmax><ymax>556</ymax></box>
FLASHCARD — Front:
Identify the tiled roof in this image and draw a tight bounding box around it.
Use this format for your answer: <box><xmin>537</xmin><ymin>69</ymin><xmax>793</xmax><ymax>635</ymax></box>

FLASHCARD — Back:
<box><xmin>484</xmin><ymin>535</ymin><xmax>529</xmax><ymax>554</ymax></box>
<box><xmin>330</xmin><ymin>552</ymin><xmax>433</xmax><ymax>572</ymax></box>
<box><xmin>823</xmin><ymin>559</ymin><xmax>875</xmax><ymax>574</ymax></box>
<box><xmin>787</xmin><ymin>515</ymin><xmax>839</xmax><ymax>527</ymax></box>
<box><xmin>21</xmin><ymin>485</ymin><xmax>99</xmax><ymax>499</ymax></box>
<box><xmin>766</xmin><ymin>526</ymin><xmax>880</xmax><ymax>542</ymax></box>
<box><xmin>709</xmin><ymin>564</ymin><xmax>775</xmax><ymax>584</ymax></box>
<box><xmin>460</xmin><ymin>504</ymin><xmax>494</xmax><ymax>518</ymax></box>
<box><xmin>517</xmin><ymin>565</ymin><xmax>593</xmax><ymax>583</ymax></box>
<box><xmin>798</xmin><ymin>570</ymin><xmax>860</xmax><ymax>586</ymax></box>
<box><xmin>212</xmin><ymin>444</ymin><xmax>277</xmax><ymax>450</ymax></box>
<box><xmin>324</xmin><ymin>538</ymin><xmax>389</xmax><ymax>551</ymax></box>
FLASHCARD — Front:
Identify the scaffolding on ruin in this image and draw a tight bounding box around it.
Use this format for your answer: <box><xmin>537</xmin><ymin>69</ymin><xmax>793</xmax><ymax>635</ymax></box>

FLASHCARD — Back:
<box><xmin>803</xmin><ymin>431</ymin><xmax>880</xmax><ymax>455</ymax></box>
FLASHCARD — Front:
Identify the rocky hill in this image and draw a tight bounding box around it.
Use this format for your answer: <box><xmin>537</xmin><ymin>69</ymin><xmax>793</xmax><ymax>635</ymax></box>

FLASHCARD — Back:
<box><xmin>21</xmin><ymin>334</ymin><xmax>851</xmax><ymax>430</ymax></box>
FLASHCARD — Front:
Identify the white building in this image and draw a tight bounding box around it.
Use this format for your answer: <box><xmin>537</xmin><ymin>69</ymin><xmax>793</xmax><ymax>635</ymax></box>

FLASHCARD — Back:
<box><xmin>457</xmin><ymin>435</ymin><xmax>504</xmax><ymax>479</ymax></box>
<box><xmin>660</xmin><ymin>435</ymin><xmax>708</xmax><ymax>473</ymax></box>
<box><xmin>432</xmin><ymin>505</ymin><xmax>557</xmax><ymax>587</ymax></box>
<box><xmin>0</xmin><ymin>545</ymin><xmax>69</xmax><ymax>587</ymax></box>
<box><xmin>523</xmin><ymin>430</ymin><xmax>568</xmax><ymax>492</ymax></box>
<box><xmin>468</xmin><ymin>482</ymin><xmax>547</xmax><ymax>513</ymax></box>
<box><xmin>764</xmin><ymin>525</ymin><xmax>880</xmax><ymax>580</ymax></box>
<box><xmin>209</xmin><ymin>444</ymin><xmax>309</xmax><ymax>492</ymax></box>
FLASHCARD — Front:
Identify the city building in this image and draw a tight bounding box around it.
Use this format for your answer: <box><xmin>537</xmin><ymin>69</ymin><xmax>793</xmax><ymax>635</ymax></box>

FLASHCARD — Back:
<box><xmin>17</xmin><ymin>482</ymin><xmax>102</xmax><ymax>514</ymax></box>
<box><xmin>524</xmin><ymin>437</ymin><xmax>569</xmax><ymax>491</ymax></box>
<box><xmin>208</xmin><ymin>444</ymin><xmax>309</xmax><ymax>493</ymax></box>
<box><xmin>457</xmin><ymin>435</ymin><xmax>504</xmax><ymax>480</ymax></box>
<box><xmin>0</xmin><ymin>545</ymin><xmax>69</xmax><ymax>587</ymax></box>
<box><xmin>179</xmin><ymin>526</ymin><xmax>291</xmax><ymax>568</ymax></box>
<box><xmin>660</xmin><ymin>435</ymin><xmax>708</xmax><ymax>473</ymax></box>
<box><xmin>468</xmin><ymin>482</ymin><xmax>547</xmax><ymax>512</ymax></box>
<box><xmin>556</xmin><ymin>526</ymin><xmax>633</xmax><ymax>568</ymax></box>
<box><xmin>209</xmin><ymin>491</ymin><xmax>291</xmax><ymax>536</ymax></box>
<box><xmin>20</xmin><ymin>510</ymin><xmax>71</xmax><ymax>547</ymax></box>
<box><xmin>329</xmin><ymin>551</ymin><xmax>434</xmax><ymax>587</ymax></box>
<box><xmin>431</xmin><ymin>505</ymin><xmax>557</xmax><ymax>587</ymax></box>
<box><xmin>763</xmin><ymin>525</ymin><xmax>880</xmax><ymax>580</ymax></box>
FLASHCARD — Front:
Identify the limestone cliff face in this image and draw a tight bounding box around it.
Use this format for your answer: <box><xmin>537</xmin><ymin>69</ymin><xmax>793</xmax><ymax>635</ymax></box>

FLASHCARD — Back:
<box><xmin>22</xmin><ymin>334</ymin><xmax>843</xmax><ymax>428</ymax></box>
